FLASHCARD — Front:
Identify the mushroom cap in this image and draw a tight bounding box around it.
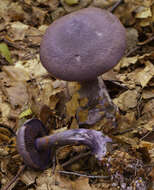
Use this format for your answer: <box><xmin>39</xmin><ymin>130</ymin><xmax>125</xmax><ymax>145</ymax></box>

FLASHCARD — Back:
<box><xmin>40</xmin><ymin>7</ymin><xmax>126</xmax><ymax>81</ymax></box>
<box><xmin>16</xmin><ymin>119</ymin><xmax>51</xmax><ymax>170</ymax></box>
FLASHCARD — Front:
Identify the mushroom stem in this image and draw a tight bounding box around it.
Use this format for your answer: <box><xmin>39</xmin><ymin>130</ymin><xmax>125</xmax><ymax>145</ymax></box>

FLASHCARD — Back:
<box><xmin>68</xmin><ymin>77</ymin><xmax>118</xmax><ymax>132</ymax></box>
<box><xmin>35</xmin><ymin>128</ymin><xmax>111</xmax><ymax>161</ymax></box>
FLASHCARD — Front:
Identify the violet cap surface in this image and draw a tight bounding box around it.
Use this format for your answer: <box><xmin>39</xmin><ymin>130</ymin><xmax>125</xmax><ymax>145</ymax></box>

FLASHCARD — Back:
<box><xmin>40</xmin><ymin>7</ymin><xmax>126</xmax><ymax>81</ymax></box>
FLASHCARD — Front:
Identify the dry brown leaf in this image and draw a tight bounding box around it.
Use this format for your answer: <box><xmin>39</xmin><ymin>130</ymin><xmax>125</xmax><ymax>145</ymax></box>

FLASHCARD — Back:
<box><xmin>136</xmin><ymin>61</ymin><xmax>154</xmax><ymax>88</ymax></box>
<box><xmin>0</xmin><ymin>0</ymin><xmax>13</xmax><ymax>22</ymax></box>
<box><xmin>36</xmin><ymin>168</ymin><xmax>72</xmax><ymax>190</ymax></box>
<box><xmin>0</xmin><ymin>90</ymin><xmax>11</xmax><ymax>119</ymax></box>
<box><xmin>0</xmin><ymin>1</ymin><xmax>154</xmax><ymax>189</ymax></box>
<box><xmin>0</xmin><ymin>148</ymin><xmax>8</xmax><ymax>156</ymax></box>
<box><xmin>92</xmin><ymin>0</ymin><xmax>117</xmax><ymax>9</ymax></box>
<box><xmin>135</xmin><ymin>7</ymin><xmax>152</xmax><ymax>19</ymax></box>
<box><xmin>51</xmin><ymin>7</ymin><xmax>66</xmax><ymax>21</ymax></box>
<box><xmin>39</xmin><ymin>79</ymin><xmax>54</xmax><ymax>105</ymax></box>
<box><xmin>115</xmin><ymin>135</ymin><xmax>139</xmax><ymax>148</ymax></box>
<box><xmin>2</xmin><ymin>66</ymin><xmax>30</xmax><ymax>81</ymax></box>
<box><xmin>117</xmin><ymin>56</ymin><xmax>138</xmax><ymax>69</ymax></box>
<box><xmin>142</xmin><ymin>88</ymin><xmax>154</xmax><ymax>99</ymax></box>
<box><xmin>25</xmin><ymin>27</ymin><xmax>43</xmax><ymax>45</ymax></box>
<box><xmin>142</xmin><ymin>99</ymin><xmax>154</xmax><ymax>119</ymax></box>
<box><xmin>20</xmin><ymin>170</ymin><xmax>39</xmax><ymax>186</ymax></box>
<box><xmin>2</xmin><ymin>81</ymin><xmax>28</xmax><ymax>109</ymax></box>
<box><xmin>8</xmin><ymin>21</ymin><xmax>29</xmax><ymax>41</ymax></box>
<box><xmin>32</xmin><ymin>7</ymin><xmax>46</xmax><ymax>25</ymax></box>
<box><xmin>7</xmin><ymin>2</ymin><xmax>25</xmax><ymax>22</ymax></box>
<box><xmin>15</xmin><ymin>55</ymin><xmax>47</xmax><ymax>78</ymax></box>
<box><xmin>113</xmin><ymin>89</ymin><xmax>139</xmax><ymax>111</ymax></box>
<box><xmin>0</xmin><ymin>66</ymin><xmax>29</xmax><ymax>110</ymax></box>
<box><xmin>61</xmin><ymin>0</ymin><xmax>91</xmax><ymax>13</ymax></box>
<box><xmin>77</xmin><ymin>109</ymin><xmax>89</xmax><ymax>123</ymax></box>
<box><xmin>138</xmin><ymin>141</ymin><xmax>154</xmax><ymax>162</ymax></box>
<box><xmin>70</xmin><ymin>117</ymin><xmax>78</xmax><ymax>129</ymax></box>
<box><xmin>49</xmin><ymin>93</ymin><xmax>61</xmax><ymax>110</ymax></box>
<box><xmin>66</xmin><ymin>92</ymin><xmax>80</xmax><ymax>118</ymax></box>
<box><xmin>71</xmin><ymin>177</ymin><xmax>94</xmax><ymax>190</ymax></box>
<box><xmin>37</xmin><ymin>0</ymin><xmax>59</xmax><ymax>11</ymax></box>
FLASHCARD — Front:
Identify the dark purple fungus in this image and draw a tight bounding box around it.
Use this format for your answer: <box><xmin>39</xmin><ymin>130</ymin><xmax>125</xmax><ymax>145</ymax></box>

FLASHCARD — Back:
<box><xmin>16</xmin><ymin>119</ymin><xmax>112</xmax><ymax>170</ymax></box>
<box><xmin>40</xmin><ymin>7</ymin><xmax>126</xmax><ymax>82</ymax></box>
<box><xmin>40</xmin><ymin>7</ymin><xmax>126</xmax><ymax>131</ymax></box>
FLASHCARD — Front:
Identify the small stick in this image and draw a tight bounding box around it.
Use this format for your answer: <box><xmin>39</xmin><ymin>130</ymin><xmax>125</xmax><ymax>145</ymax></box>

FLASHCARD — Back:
<box><xmin>1</xmin><ymin>165</ymin><xmax>26</xmax><ymax>190</ymax></box>
<box><xmin>58</xmin><ymin>170</ymin><xmax>110</xmax><ymax>179</ymax></box>
<box><xmin>140</xmin><ymin>130</ymin><xmax>153</xmax><ymax>141</ymax></box>
<box><xmin>112</xmin><ymin>128</ymin><xmax>134</xmax><ymax>135</ymax></box>
<box><xmin>62</xmin><ymin>151</ymin><xmax>91</xmax><ymax>168</ymax></box>
<box><xmin>126</xmin><ymin>46</ymin><xmax>140</xmax><ymax>57</ymax></box>
<box><xmin>126</xmin><ymin>35</ymin><xmax>154</xmax><ymax>57</ymax></box>
<box><xmin>138</xmin><ymin>35</ymin><xmax>154</xmax><ymax>46</ymax></box>
<box><xmin>110</xmin><ymin>0</ymin><xmax>124</xmax><ymax>13</ymax></box>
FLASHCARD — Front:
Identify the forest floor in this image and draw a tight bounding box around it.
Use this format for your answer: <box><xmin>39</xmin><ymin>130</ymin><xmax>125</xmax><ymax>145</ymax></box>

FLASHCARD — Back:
<box><xmin>0</xmin><ymin>0</ymin><xmax>154</xmax><ymax>190</ymax></box>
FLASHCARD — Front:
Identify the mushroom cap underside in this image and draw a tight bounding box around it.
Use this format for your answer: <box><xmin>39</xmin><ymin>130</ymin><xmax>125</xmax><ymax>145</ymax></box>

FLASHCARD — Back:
<box><xmin>16</xmin><ymin>119</ymin><xmax>51</xmax><ymax>170</ymax></box>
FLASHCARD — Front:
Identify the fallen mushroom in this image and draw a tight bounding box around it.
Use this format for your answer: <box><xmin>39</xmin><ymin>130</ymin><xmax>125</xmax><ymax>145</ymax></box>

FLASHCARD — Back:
<box><xmin>17</xmin><ymin>118</ymin><xmax>112</xmax><ymax>170</ymax></box>
<box><xmin>40</xmin><ymin>7</ymin><xmax>126</xmax><ymax>131</ymax></box>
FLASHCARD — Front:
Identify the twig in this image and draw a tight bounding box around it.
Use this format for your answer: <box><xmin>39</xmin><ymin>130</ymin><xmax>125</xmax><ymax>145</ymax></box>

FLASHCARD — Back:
<box><xmin>126</xmin><ymin>35</ymin><xmax>154</xmax><ymax>57</ymax></box>
<box><xmin>0</xmin><ymin>124</ymin><xmax>16</xmax><ymax>136</ymax></box>
<box><xmin>113</xmin><ymin>128</ymin><xmax>134</xmax><ymax>135</ymax></box>
<box><xmin>126</xmin><ymin>46</ymin><xmax>140</xmax><ymax>57</ymax></box>
<box><xmin>140</xmin><ymin>130</ymin><xmax>153</xmax><ymax>141</ymax></box>
<box><xmin>1</xmin><ymin>165</ymin><xmax>26</xmax><ymax>190</ymax></box>
<box><xmin>136</xmin><ymin>95</ymin><xmax>143</xmax><ymax>119</ymax></box>
<box><xmin>110</xmin><ymin>0</ymin><xmax>124</xmax><ymax>13</ymax></box>
<box><xmin>62</xmin><ymin>151</ymin><xmax>91</xmax><ymax>168</ymax></box>
<box><xmin>58</xmin><ymin>170</ymin><xmax>110</xmax><ymax>179</ymax></box>
<box><xmin>138</xmin><ymin>35</ymin><xmax>154</xmax><ymax>46</ymax></box>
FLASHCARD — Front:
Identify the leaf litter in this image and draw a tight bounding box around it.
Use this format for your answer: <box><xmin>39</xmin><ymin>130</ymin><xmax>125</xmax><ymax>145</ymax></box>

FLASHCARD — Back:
<box><xmin>0</xmin><ymin>0</ymin><xmax>154</xmax><ymax>190</ymax></box>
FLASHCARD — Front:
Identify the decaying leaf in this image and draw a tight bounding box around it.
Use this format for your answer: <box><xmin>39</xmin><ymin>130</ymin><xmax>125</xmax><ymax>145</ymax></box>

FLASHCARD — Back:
<box><xmin>113</xmin><ymin>89</ymin><xmax>139</xmax><ymax>111</ymax></box>
<box><xmin>0</xmin><ymin>1</ymin><xmax>154</xmax><ymax>190</ymax></box>
<box><xmin>0</xmin><ymin>43</ymin><xmax>12</xmax><ymax>64</ymax></box>
<box><xmin>142</xmin><ymin>88</ymin><xmax>154</xmax><ymax>99</ymax></box>
<box><xmin>2</xmin><ymin>66</ymin><xmax>30</xmax><ymax>82</ymax></box>
<box><xmin>117</xmin><ymin>56</ymin><xmax>138</xmax><ymax>69</ymax></box>
<box><xmin>136</xmin><ymin>61</ymin><xmax>154</xmax><ymax>88</ymax></box>
<box><xmin>35</xmin><ymin>169</ymin><xmax>72</xmax><ymax>190</ymax></box>
<box><xmin>8</xmin><ymin>21</ymin><xmax>29</xmax><ymax>41</ymax></box>
<box><xmin>1</xmin><ymin>81</ymin><xmax>28</xmax><ymax>109</ymax></box>
<box><xmin>71</xmin><ymin>177</ymin><xmax>94</xmax><ymax>190</ymax></box>
<box><xmin>135</xmin><ymin>7</ymin><xmax>152</xmax><ymax>19</ymax></box>
<box><xmin>15</xmin><ymin>55</ymin><xmax>47</xmax><ymax>78</ymax></box>
<box><xmin>138</xmin><ymin>141</ymin><xmax>154</xmax><ymax>163</ymax></box>
<box><xmin>20</xmin><ymin>170</ymin><xmax>38</xmax><ymax>186</ymax></box>
<box><xmin>61</xmin><ymin>0</ymin><xmax>91</xmax><ymax>13</ymax></box>
<box><xmin>66</xmin><ymin>92</ymin><xmax>80</xmax><ymax>118</ymax></box>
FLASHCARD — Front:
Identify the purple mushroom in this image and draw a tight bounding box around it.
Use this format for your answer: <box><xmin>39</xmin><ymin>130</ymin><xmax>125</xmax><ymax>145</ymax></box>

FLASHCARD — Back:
<box><xmin>16</xmin><ymin>7</ymin><xmax>126</xmax><ymax>170</ymax></box>
<box><xmin>40</xmin><ymin>7</ymin><xmax>126</xmax><ymax>81</ymax></box>
<box><xmin>40</xmin><ymin>7</ymin><xmax>126</xmax><ymax>130</ymax></box>
<box><xmin>17</xmin><ymin>119</ymin><xmax>111</xmax><ymax>170</ymax></box>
